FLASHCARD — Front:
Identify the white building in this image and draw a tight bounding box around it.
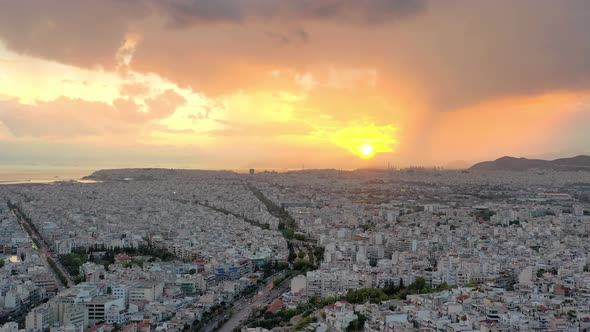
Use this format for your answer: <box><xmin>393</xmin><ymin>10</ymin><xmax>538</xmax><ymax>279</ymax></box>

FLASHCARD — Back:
<box><xmin>26</xmin><ymin>303</ymin><xmax>51</xmax><ymax>331</ymax></box>
<box><xmin>106</xmin><ymin>304</ymin><xmax>128</xmax><ymax>325</ymax></box>
<box><xmin>0</xmin><ymin>322</ymin><xmax>18</xmax><ymax>332</ymax></box>
<box><xmin>325</xmin><ymin>301</ymin><xmax>357</xmax><ymax>331</ymax></box>
<box><xmin>290</xmin><ymin>275</ymin><xmax>307</xmax><ymax>294</ymax></box>
<box><xmin>111</xmin><ymin>284</ymin><xmax>130</xmax><ymax>306</ymax></box>
<box><xmin>518</xmin><ymin>266</ymin><xmax>533</xmax><ymax>288</ymax></box>
<box><xmin>129</xmin><ymin>282</ymin><xmax>163</xmax><ymax>302</ymax></box>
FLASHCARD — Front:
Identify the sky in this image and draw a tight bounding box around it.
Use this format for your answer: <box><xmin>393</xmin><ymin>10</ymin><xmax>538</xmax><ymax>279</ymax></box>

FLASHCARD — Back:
<box><xmin>1</xmin><ymin>0</ymin><xmax>590</xmax><ymax>170</ymax></box>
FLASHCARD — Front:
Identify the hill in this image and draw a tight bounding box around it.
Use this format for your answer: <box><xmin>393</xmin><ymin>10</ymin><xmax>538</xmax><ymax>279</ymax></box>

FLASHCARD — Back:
<box><xmin>470</xmin><ymin>155</ymin><xmax>590</xmax><ymax>171</ymax></box>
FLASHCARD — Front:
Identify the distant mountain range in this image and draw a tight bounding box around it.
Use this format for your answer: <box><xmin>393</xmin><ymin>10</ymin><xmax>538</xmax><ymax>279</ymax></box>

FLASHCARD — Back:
<box><xmin>470</xmin><ymin>155</ymin><xmax>590</xmax><ymax>171</ymax></box>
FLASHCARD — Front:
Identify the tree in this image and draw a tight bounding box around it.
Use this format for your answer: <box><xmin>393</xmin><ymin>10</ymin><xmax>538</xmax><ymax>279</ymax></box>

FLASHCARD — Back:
<box><xmin>273</xmin><ymin>277</ymin><xmax>285</xmax><ymax>287</ymax></box>
<box><xmin>436</xmin><ymin>283</ymin><xmax>450</xmax><ymax>291</ymax></box>
<box><xmin>293</xmin><ymin>258</ymin><xmax>314</xmax><ymax>271</ymax></box>
<box><xmin>345</xmin><ymin>288</ymin><xmax>388</xmax><ymax>304</ymax></box>
<box><xmin>282</xmin><ymin>228</ymin><xmax>295</xmax><ymax>239</ymax></box>
<box><xmin>346</xmin><ymin>313</ymin><xmax>367</xmax><ymax>331</ymax></box>
<box><xmin>294</xmin><ymin>233</ymin><xmax>306</xmax><ymax>241</ymax></box>
<box><xmin>317</xmin><ymin>297</ymin><xmax>339</xmax><ymax>307</ymax></box>
<box><xmin>412</xmin><ymin>277</ymin><xmax>426</xmax><ymax>291</ymax></box>
<box><xmin>383</xmin><ymin>281</ymin><xmax>397</xmax><ymax>296</ymax></box>
<box><xmin>287</xmin><ymin>243</ymin><xmax>297</xmax><ymax>262</ymax></box>
<box><xmin>567</xmin><ymin>310</ymin><xmax>577</xmax><ymax>320</ymax></box>
<box><xmin>369</xmin><ymin>258</ymin><xmax>378</xmax><ymax>267</ymax></box>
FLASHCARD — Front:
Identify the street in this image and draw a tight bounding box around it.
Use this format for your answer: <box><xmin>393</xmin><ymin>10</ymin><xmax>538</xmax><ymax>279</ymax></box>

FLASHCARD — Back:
<box><xmin>217</xmin><ymin>277</ymin><xmax>291</xmax><ymax>332</ymax></box>
<box><xmin>203</xmin><ymin>272</ymin><xmax>291</xmax><ymax>332</ymax></box>
<box><xmin>10</xmin><ymin>206</ymin><xmax>73</xmax><ymax>288</ymax></box>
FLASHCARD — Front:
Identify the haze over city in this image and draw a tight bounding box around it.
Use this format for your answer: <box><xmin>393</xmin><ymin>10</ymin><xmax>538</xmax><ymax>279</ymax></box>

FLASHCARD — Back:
<box><xmin>1</xmin><ymin>0</ymin><xmax>590</xmax><ymax>169</ymax></box>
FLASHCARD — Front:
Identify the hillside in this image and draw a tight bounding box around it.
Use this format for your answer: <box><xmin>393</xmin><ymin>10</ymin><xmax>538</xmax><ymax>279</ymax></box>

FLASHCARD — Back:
<box><xmin>470</xmin><ymin>155</ymin><xmax>590</xmax><ymax>171</ymax></box>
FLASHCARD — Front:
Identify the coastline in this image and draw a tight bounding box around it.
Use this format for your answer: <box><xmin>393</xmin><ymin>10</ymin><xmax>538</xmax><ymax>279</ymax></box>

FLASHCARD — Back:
<box><xmin>0</xmin><ymin>168</ymin><xmax>97</xmax><ymax>185</ymax></box>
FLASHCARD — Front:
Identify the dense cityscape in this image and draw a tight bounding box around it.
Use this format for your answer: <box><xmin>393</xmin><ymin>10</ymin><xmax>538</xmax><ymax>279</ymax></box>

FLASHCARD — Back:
<box><xmin>1</xmin><ymin>168</ymin><xmax>589</xmax><ymax>332</ymax></box>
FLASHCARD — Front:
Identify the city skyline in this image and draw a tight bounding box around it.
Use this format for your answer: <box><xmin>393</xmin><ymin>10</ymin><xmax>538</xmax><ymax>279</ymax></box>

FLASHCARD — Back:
<box><xmin>1</xmin><ymin>0</ymin><xmax>590</xmax><ymax>170</ymax></box>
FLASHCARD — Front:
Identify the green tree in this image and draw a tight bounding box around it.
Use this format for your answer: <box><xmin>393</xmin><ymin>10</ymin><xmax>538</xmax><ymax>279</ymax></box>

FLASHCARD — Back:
<box><xmin>369</xmin><ymin>258</ymin><xmax>378</xmax><ymax>267</ymax></box>
<box><xmin>293</xmin><ymin>259</ymin><xmax>314</xmax><ymax>271</ymax></box>
<box><xmin>273</xmin><ymin>277</ymin><xmax>285</xmax><ymax>287</ymax></box>
<box><xmin>412</xmin><ymin>277</ymin><xmax>426</xmax><ymax>291</ymax></box>
<box><xmin>294</xmin><ymin>233</ymin><xmax>306</xmax><ymax>241</ymax></box>
<box><xmin>346</xmin><ymin>313</ymin><xmax>367</xmax><ymax>331</ymax></box>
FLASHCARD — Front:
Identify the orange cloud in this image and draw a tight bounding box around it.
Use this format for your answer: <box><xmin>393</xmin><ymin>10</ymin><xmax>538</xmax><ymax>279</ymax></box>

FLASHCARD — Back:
<box><xmin>0</xmin><ymin>90</ymin><xmax>185</xmax><ymax>140</ymax></box>
<box><xmin>1</xmin><ymin>1</ymin><xmax>590</xmax><ymax>168</ymax></box>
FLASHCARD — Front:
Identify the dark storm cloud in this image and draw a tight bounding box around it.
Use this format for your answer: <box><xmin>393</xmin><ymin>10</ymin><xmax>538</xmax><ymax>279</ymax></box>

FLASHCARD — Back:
<box><xmin>266</xmin><ymin>27</ymin><xmax>310</xmax><ymax>45</ymax></box>
<box><xmin>152</xmin><ymin>0</ymin><xmax>426</xmax><ymax>26</ymax></box>
<box><xmin>0</xmin><ymin>0</ymin><xmax>425</xmax><ymax>69</ymax></box>
<box><xmin>381</xmin><ymin>0</ymin><xmax>590</xmax><ymax>111</ymax></box>
<box><xmin>0</xmin><ymin>1</ymin><xmax>149</xmax><ymax>68</ymax></box>
<box><xmin>1</xmin><ymin>0</ymin><xmax>590</xmax><ymax>112</ymax></box>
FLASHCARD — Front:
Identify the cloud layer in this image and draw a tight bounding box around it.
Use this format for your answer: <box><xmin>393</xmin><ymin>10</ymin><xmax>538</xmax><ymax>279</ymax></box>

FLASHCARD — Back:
<box><xmin>0</xmin><ymin>90</ymin><xmax>184</xmax><ymax>138</ymax></box>
<box><xmin>1</xmin><ymin>0</ymin><xmax>590</xmax><ymax>168</ymax></box>
<box><xmin>1</xmin><ymin>1</ymin><xmax>589</xmax><ymax>106</ymax></box>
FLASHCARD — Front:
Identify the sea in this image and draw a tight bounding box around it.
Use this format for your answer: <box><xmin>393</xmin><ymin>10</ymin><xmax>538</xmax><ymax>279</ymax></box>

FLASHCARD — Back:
<box><xmin>0</xmin><ymin>165</ymin><xmax>329</xmax><ymax>185</ymax></box>
<box><xmin>0</xmin><ymin>167</ymin><xmax>97</xmax><ymax>185</ymax></box>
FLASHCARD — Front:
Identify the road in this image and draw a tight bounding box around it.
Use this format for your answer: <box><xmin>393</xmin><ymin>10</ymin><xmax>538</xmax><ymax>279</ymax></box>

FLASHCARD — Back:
<box><xmin>10</xmin><ymin>205</ymin><xmax>73</xmax><ymax>288</ymax></box>
<box><xmin>203</xmin><ymin>272</ymin><xmax>290</xmax><ymax>332</ymax></box>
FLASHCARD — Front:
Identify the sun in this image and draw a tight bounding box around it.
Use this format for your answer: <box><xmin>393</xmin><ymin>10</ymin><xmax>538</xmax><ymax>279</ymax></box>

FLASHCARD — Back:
<box><xmin>327</xmin><ymin>123</ymin><xmax>397</xmax><ymax>159</ymax></box>
<box><xmin>359</xmin><ymin>144</ymin><xmax>374</xmax><ymax>158</ymax></box>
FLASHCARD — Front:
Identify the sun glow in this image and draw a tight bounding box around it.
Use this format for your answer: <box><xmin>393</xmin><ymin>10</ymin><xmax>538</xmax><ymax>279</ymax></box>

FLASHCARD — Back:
<box><xmin>327</xmin><ymin>123</ymin><xmax>398</xmax><ymax>159</ymax></box>
<box><xmin>359</xmin><ymin>144</ymin><xmax>374</xmax><ymax>158</ymax></box>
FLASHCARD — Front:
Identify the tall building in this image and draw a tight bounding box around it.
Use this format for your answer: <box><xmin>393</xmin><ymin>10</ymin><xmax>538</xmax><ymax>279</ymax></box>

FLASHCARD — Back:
<box><xmin>111</xmin><ymin>285</ymin><xmax>130</xmax><ymax>307</ymax></box>
<box><xmin>85</xmin><ymin>296</ymin><xmax>125</xmax><ymax>326</ymax></box>
<box><xmin>49</xmin><ymin>300</ymin><xmax>87</xmax><ymax>329</ymax></box>
<box><xmin>128</xmin><ymin>282</ymin><xmax>163</xmax><ymax>302</ymax></box>
<box><xmin>573</xmin><ymin>204</ymin><xmax>584</xmax><ymax>217</ymax></box>
<box><xmin>26</xmin><ymin>304</ymin><xmax>51</xmax><ymax>331</ymax></box>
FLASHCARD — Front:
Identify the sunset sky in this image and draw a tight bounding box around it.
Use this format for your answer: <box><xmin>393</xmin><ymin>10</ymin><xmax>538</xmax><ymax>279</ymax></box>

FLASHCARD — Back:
<box><xmin>1</xmin><ymin>0</ymin><xmax>589</xmax><ymax>170</ymax></box>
